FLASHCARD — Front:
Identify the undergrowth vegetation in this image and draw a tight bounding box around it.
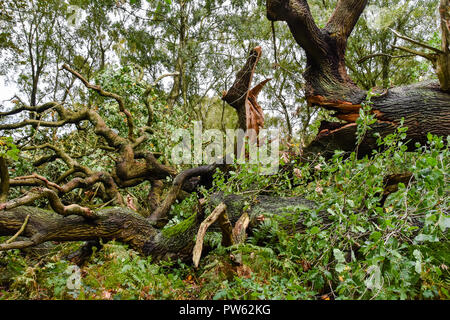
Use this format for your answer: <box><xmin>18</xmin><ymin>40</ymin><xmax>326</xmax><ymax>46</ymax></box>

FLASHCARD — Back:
<box><xmin>0</xmin><ymin>128</ymin><xmax>448</xmax><ymax>300</ymax></box>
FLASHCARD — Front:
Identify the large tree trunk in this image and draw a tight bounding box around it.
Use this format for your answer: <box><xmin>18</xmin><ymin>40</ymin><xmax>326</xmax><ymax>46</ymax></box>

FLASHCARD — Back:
<box><xmin>1</xmin><ymin>190</ymin><xmax>424</xmax><ymax>262</ymax></box>
<box><xmin>0</xmin><ymin>195</ymin><xmax>318</xmax><ymax>262</ymax></box>
<box><xmin>0</xmin><ymin>206</ymin><xmax>199</xmax><ymax>261</ymax></box>
<box><xmin>305</xmin><ymin>80</ymin><xmax>450</xmax><ymax>157</ymax></box>
<box><xmin>267</xmin><ymin>0</ymin><xmax>450</xmax><ymax>157</ymax></box>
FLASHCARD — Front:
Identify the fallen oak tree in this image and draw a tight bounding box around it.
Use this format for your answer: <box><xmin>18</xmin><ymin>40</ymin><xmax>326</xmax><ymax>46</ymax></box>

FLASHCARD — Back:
<box><xmin>266</xmin><ymin>0</ymin><xmax>450</xmax><ymax>158</ymax></box>
<box><xmin>0</xmin><ymin>191</ymin><xmax>425</xmax><ymax>266</ymax></box>
<box><xmin>0</xmin><ymin>44</ymin><xmax>268</xmax><ymax>262</ymax></box>
<box><xmin>0</xmin><ymin>194</ymin><xmax>318</xmax><ymax>262</ymax></box>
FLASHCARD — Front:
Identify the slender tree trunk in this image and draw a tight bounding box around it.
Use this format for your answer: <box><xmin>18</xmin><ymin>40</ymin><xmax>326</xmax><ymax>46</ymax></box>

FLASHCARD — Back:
<box><xmin>0</xmin><ymin>157</ymin><xmax>9</xmax><ymax>203</ymax></box>
<box><xmin>167</xmin><ymin>1</ymin><xmax>188</xmax><ymax>109</ymax></box>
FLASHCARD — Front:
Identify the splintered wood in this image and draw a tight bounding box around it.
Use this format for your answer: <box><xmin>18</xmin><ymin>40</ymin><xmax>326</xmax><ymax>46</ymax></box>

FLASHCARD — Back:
<box><xmin>222</xmin><ymin>46</ymin><xmax>271</xmax><ymax>145</ymax></box>
<box><xmin>193</xmin><ymin>202</ymin><xmax>230</xmax><ymax>268</ymax></box>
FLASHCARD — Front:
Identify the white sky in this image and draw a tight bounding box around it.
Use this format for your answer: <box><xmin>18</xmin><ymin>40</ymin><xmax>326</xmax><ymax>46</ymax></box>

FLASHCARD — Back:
<box><xmin>0</xmin><ymin>78</ymin><xmax>17</xmax><ymax>110</ymax></box>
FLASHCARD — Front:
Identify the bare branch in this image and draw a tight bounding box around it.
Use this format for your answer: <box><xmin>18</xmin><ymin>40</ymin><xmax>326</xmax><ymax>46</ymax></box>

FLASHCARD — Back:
<box><xmin>62</xmin><ymin>64</ymin><xmax>136</xmax><ymax>142</ymax></box>
<box><xmin>390</xmin><ymin>28</ymin><xmax>444</xmax><ymax>54</ymax></box>
<box><xmin>151</xmin><ymin>72</ymin><xmax>180</xmax><ymax>87</ymax></box>
<box><xmin>143</xmin><ymin>72</ymin><xmax>179</xmax><ymax>126</ymax></box>
<box><xmin>0</xmin><ymin>187</ymin><xmax>98</xmax><ymax>219</ymax></box>
<box><xmin>0</xmin><ymin>118</ymin><xmax>68</xmax><ymax>130</ymax></box>
<box><xmin>0</xmin><ymin>240</ymin><xmax>35</xmax><ymax>251</ymax></box>
<box><xmin>149</xmin><ymin>164</ymin><xmax>219</xmax><ymax>223</ymax></box>
<box><xmin>23</xmin><ymin>143</ymin><xmax>93</xmax><ymax>176</ymax></box>
<box><xmin>12</xmin><ymin>173</ymin><xmax>63</xmax><ymax>191</ymax></box>
<box><xmin>357</xmin><ymin>53</ymin><xmax>415</xmax><ymax>64</ymax></box>
<box><xmin>0</xmin><ymin>101</ymin><xmax>62</xmax><ymax>117</ymax></box>
<box><xmin>392</xmin><ymin>46</ymin><xmax>436</xmax><ymax>62</ymax></box>
<box><xmin>5</xmin><ymin>214</ymin><xmax>30</xmax><ymax>244</ymax></box>
<box><xmin>33</xmin><ymin>154</ymin><xmax>58</xmax><ymax>167</ymax></box>
<box><xmin>0</xmin><ymin>108</ymin><xmax>89</xmax><ymax>131</ymax></box>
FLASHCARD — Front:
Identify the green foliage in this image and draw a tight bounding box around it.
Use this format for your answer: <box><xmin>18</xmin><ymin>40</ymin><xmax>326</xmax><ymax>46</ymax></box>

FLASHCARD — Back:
<box><xmin>347</xmin><ymin>0</ymin><xmax>438</xmax><ymax>88</ymax></box>
<box><xmin>211</xmin><ymin>160</ymin><xmax>294</xmax><ymax>197</ymax></box>
<box><xmin>203</xmin><ymin>126</ymin><xmax>448</xmax><ymax>300</ymax></box>
<box><xmin>1</xmin><ymin>131</ymin><xmax>448</xmax><ymax>300</ymax></box>
<box><xmin>0</xmin><ymin>242</ymin><xmax>191</xmax><ymax>300</ymax></box>
<box><xmin>0</xmin><ymin>137</ymin><xmax>19</xmax><ymax>161</ymax></box>
<box><xmin>355</xmin><ymin>90</ymin><xmax>378</xmax><ymax>148</ymax></box>
<box><xmin>165</xmin><ymin>193</ymin><xmax>199</xmax><ymax>227</ymax></box>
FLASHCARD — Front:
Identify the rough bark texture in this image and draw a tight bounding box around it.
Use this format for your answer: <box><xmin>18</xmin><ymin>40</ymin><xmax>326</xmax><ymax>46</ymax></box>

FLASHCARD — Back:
<box><xmin>437</xmin><ymin>0</ymin><xmax>450</xmax><ymax>92</ymax></box>
<box><xmin>305</xmin><ymin>80</ymin><xmax>450</xmax><ymax>158</ymax></box>
<box><xmin>0</xmin><ymin>194</ymin><xmax>317</xmax><ymax>261</ymax></box>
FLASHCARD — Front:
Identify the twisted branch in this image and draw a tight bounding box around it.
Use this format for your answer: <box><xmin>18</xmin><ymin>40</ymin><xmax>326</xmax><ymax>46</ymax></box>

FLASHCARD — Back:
<box><xmin>0</xmin><ymin>187</ymin><xmax>98</xmax><ymax>219</ymax></box>
<box><xmin>62</xmin><ymin>64</ymin><xmax>136</xmax><ymax>142</ymax></box>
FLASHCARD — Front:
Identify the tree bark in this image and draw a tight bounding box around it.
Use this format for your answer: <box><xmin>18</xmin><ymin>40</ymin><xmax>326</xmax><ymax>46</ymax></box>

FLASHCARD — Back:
<box><xmin>0</xmin><ymin>206</ymin><xmax>194</xmax><ymax>261</ymax></box>
<box><xmin>0</xmin><ymin>195</ymin><xmax>317</xmax><ymax>261</ymax></box>
<box><xmin>304</xmin><ymin>80</ymin><xmax>450</xmax><ymax>158</ymax></box>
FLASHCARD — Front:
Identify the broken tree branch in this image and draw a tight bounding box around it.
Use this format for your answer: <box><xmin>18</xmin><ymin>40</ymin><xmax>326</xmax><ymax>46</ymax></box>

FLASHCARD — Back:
<box><xmin>222</xmin><ymin>46</ymin><xmax>270</xmax><ymax>143</ymax></box>
<box><xmin>5</xmin><ymin>214</ymin><xmax>30</xmax><ymax>244</ymax></box>
<box><xmin>232</xmin><ymin>212</ymin><xmax>250</xmax><ymax>244</ymax></box>
<box><xmin>0</xmin><ymin>187</ymin><xmax>98</xmax><ymax>219</ymax></box>
<box><xmin>192</xmin><ymin>202</ymin><xmax>228</xmax><ymax>268</ymax></box>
